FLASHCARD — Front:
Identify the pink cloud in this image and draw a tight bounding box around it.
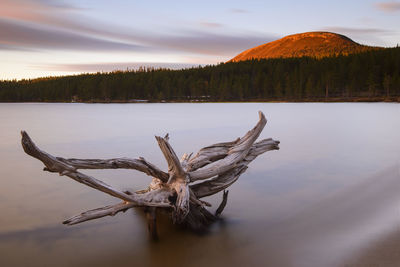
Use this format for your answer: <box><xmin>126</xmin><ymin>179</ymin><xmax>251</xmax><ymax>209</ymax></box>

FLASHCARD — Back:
<box><xmin>0</xmin><ymin>0</ymin><xmax>275</xmax><ymax>56</ymax></box>
<box><xmin>0</xmin><ymin>0</ymin><xmax>83</xmax><ymax>25</ymax></box>
<box><xmin>375</xmin><ymin>1</ymin><xmax>400</xmax><ymax>12</ymax></box>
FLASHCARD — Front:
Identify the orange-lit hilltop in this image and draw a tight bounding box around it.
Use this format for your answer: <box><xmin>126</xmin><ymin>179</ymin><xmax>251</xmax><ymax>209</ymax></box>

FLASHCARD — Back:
<box><xmin>229</xmin><ymin>31</ymin><xmax>381</xmax><ymax>62</ymax></box>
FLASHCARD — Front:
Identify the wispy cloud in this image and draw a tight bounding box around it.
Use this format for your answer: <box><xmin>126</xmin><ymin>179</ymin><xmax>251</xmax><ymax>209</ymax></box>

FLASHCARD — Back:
<box><xmin>142</xmin><ymin>31</ymin><xmax>273</xmax><ymax>56</ymax></box>
<box><xmin>320</xmin><ymin>26</ymin><xmax>396</xmax><ymax>46</ymax></box>
<box><xmin>357</xmin><ymin>17</ymin><xmax>374</xmax><ymax>24</ymax></box>
<box><xmin>321</xmin><ymin>26</ymin><xmax>390</xmax><ymax>35</ymax></box>
<box><xmin>0</xmin><ymin>0</ymin><xmax>134</xmax><ymax>44</ymax></box>
<box><xmin>0</xmin><ymin>0</ymin><xmax>271</xmax><ymax>57</ymax></box>
<box><xmin>0</xmin><ymin>19</ymin><xmax>146</xmax><ymax>51</ymax></box>
<box><xmin>230</xmin><ymin>8</ymin><xmax>248</xmax><ymax>13</ymax></box>
<box><xmin>199</xmin><ymin>21</ymin><xmax>223</xmax><ymax>28</ymax></box>
<box><xmin>0</xmin><ymin>43</ymin><xmax>33</xmax><ymax>51</ymax></box>
<box><xmin>374</xmin><ymin>1</ymin><xmax>400</xmax><ymax>12</ymax></box>
<box><xmin>1</xmin><ymin>0</ymin><xmax>85</xmax><ymax>28</ymax></box>
<box><xmin>0</xmin><ymin>16</ymin><xmax>272</xmax><ymax>55</ymax></box>
<box><xmin>37</xmin><ymin>0</ymin><xmax>88</xmax><ymax>11</ymax></box>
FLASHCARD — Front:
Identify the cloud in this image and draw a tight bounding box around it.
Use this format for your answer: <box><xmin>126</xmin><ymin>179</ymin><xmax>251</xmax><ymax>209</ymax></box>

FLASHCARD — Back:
<box><xmin>0</xmin><ymin>0</ymin><xmax>274</xmax><ymax>57</ymax></box>
<box><xmin>0</xmin><ymin>19</ymin><xmax>146</xmax><ymax>52</ymax></box>
<box><xmin>0</xmin><ymin>17</ymin><xmax>273</xmax><ymax>56</ymax></box>
<box><xmin>142</xmin><ymin>31</ymin><xmax>273</xmax><ymax>56</ymax></box>
<box><xmin>357</xmin><ymin>17</ymin><xmax>375</xmax><ymax>24</ymax></box>
<box><xmin>0</xmin><ymin>0</ymin><xmax>150</xmax><ymax>49</ymax></box>
<box><xmin>0</xmin><ymin>43</ymin><xmax>33</xmax><ymax>51</ymax></box>
<box><xmin>319</xmin><ymin>26</ymin><xmax>396</xmax><ymax>46</ymax></box>
<box><xmin>321</xmin><ymin>26</ymin><xmax>391</xmax><ymax>35</ymax></box>
<box><xmin>199</xmin><ymin>22</ymin><xmax>223</xmax><ymax>28</ymax></box>
<box><xmin>230</xmin><ymin>8</ymin><xmax>249</xmax><ymax>13</ymax></box>
<box><xmin>37</xmin><ymin>0</ymin><xmax>88</xmax><ymax>11</ymax></box>
<box><xmin>1</xmin><ymin>0</ymin><xmax>84</xmax><ymax>26</ymax></box>
<box><xmin>374</xmin><ymin>1</ymin><xmax>400</xmax><ymax>12</ymax></box>
<box><xmin>0</xmin><ymin>0</ymin><xmax>132</xmax><ymax>44</ymax></box>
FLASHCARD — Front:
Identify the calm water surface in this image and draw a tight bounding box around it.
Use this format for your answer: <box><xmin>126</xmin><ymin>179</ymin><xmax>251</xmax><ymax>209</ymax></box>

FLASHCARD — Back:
<box><xmin>0</xmin><ymin>103</ymin><xmax>399</xmax><ymax>267</ymax></box>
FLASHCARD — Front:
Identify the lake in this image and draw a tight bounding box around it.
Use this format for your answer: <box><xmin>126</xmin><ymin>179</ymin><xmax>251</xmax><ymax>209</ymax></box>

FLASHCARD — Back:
<box><xmin>0</xmin><ymin>103</ymin><xmax>399</xmax><ymax>267</ymax></box>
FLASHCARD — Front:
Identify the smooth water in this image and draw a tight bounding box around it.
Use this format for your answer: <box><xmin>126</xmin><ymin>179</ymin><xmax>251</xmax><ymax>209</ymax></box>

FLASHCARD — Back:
<box><xmin>0</xmin><ymin>103</ymin><xmax>398</xmax><ymax>267</ymax></box>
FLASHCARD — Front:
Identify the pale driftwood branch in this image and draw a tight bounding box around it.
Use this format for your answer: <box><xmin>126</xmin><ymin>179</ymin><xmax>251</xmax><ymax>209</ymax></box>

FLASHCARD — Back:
<box><xmin>186</xmin><ymin>137</ymin><xmax>279</xmax><ymax>173</ymax></box>
<box><xmin>63</xmin><ymin>202</ymin><xmax>135</xmax><ymax>225</ymax></box>
<box><xmin>190</xmin><ymin>166</ymin><xmax>247</xmax><ymax>198</ymax></box>
<box><xmin>62</xmin><ymin>188</ymin><xmax>174</xmax><ymax>226</ymax></box>
<box><xmin>180</xmin><ymin>152</ymin><xmax>192</xmax><ymax>169</ymax></box>
<box><xmin>172</xmin><ymin>183</ymin><xmax>190</xmax><ymax>223</ymax></box>
<box><xmin>155</xmin><ymin>136</ymin><xmax>186</xmax><ymax>182</ymax></box>
<box><xmin>185</xmin><ymin>140</ymin><xmax>239</xmax><ymax>172</ymax></box>
<box><xmin>155</xmin><ymin>135</ymin><xmax>190</xmax><ymax>222</ymax></box>
<box><xmin>21</xmin><ymin>131</ymin><xmax>172</xmax><ymax>207</ymax></box>
<box><xmin>245</xmin><ymin>138</ymin><xmax>280</xmax><ymax>161</ymax></box>
<box><xmin>190</xmin><ymin>138</ymin><xmax>279</xmax><ymax>198</ymax></box>
<box><xmin>188</xmin><ymin>111</ymin><xmax>267</xmax><ymax>181</ymax></box>
<box><xmin>21</xmin><ymin>131</ymin><xmax>168</xmax><ymax>182</ymax></box>
<box><xmin>56</xmin><ymin>157</ymin><xmax>169</xmax><ymax>182</ymax></box>
<box><xmin>21</xmin><ymin>111</ymin><xmax>279</xmax><ymax>238</ymax></box>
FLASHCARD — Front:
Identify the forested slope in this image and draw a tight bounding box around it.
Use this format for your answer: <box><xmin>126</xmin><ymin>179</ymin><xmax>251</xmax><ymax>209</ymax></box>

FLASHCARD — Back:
<box><xmin>1</xmin><ymin>47</ymin><xmax>399</xmax><ymax>102</ymax></box>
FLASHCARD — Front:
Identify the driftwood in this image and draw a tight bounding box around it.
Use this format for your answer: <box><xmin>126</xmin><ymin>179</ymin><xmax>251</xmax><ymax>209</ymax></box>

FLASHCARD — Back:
<box><xmin>21</xmin><ymin>111</ymin><xmax>279</xmax><ymax>238</ymax></box>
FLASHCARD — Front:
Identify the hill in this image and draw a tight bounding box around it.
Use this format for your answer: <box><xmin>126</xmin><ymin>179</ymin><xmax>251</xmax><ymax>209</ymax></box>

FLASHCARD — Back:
<box><xmin>230</xmin><ymin>32</ymin><xmax>381</xmax><ymax>62</ymax></box>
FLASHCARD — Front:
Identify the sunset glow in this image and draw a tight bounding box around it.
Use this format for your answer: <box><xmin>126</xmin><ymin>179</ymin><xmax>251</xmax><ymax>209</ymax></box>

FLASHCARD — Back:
<box><xmin>0</xmin><ymin>0</ymin><xmax>399</xmax><ymax>80</ymax></box>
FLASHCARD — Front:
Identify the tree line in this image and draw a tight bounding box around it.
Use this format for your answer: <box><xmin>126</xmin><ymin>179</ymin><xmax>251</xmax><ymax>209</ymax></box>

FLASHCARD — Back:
<box><xmin>1</xmin><ymin>47</ymin><xmax>399</xmax><ymax>102</ymax></box>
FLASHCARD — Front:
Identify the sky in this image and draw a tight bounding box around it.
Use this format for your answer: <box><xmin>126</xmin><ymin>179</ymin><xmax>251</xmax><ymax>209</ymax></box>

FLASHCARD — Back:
<box><xmin>1</xmin><ymin>0</ymin><xmax>399</xmax><ymax>80</ymax></box>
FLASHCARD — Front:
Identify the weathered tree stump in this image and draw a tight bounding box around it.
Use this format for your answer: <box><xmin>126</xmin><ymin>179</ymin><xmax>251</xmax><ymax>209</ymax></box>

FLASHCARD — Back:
<box><xmin>21</xmin><ymin>111</ymin><xmax>279</xmax><ymax>238</ymax></box>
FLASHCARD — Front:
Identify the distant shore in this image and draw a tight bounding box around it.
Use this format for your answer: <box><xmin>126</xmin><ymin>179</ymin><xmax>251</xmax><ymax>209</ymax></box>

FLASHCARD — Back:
<box><xmin>0</xmin><ymin>96</ymin><xmax>398</xmax><ymax>103</ymax></box>
<box><xmin>1</xmin><ymin>48</ymin><xmax>399</xmax><ymax>103</ymax></box>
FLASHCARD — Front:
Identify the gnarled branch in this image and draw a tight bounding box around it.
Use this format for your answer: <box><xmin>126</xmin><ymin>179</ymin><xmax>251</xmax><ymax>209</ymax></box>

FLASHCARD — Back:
<box><xmin>21</xmin><ymin>111</ymin><xmax>279</xmax><ymax>238</ymax></box>
<box><xmin>190</xmin><ymin>138</ymin><xmax>279</xmax><ymax>198</ymax></box>
<box><xmin>188</xmin><ymin>111</ymin><xmax>267</xmax><ymax>181</ymax></box>
<box><xmin>63</xmin><ymin>201</ymin><xmax>135</xmax><ymax>225</ymax></box>
<box><xmin>155</xmin><ymin>135</ymin><xmax>186</xmax><ymax>182</ymax></box>
<box><xmin>56</xmin><ymin>157</ymin><xmax>169</xmax><ymax>182</ymax></box>
<box><xmin>21</xmin><ymin>131</ymin><xmax>172</xmax><ymax>207</ymax></box>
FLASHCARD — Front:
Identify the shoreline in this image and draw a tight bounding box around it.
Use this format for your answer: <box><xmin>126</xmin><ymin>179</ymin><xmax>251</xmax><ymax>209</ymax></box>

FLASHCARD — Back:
<box><xmin>0</xmin><ymin>96</ymin><xmax>398</xmax><ymax>104</ymax></box>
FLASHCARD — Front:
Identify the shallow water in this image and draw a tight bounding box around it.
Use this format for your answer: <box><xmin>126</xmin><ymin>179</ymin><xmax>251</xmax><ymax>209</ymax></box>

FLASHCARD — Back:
<box><xmin>0</xmin><ymin>103</ymin><xmax>398</xmax><ymax>267</ymax></box>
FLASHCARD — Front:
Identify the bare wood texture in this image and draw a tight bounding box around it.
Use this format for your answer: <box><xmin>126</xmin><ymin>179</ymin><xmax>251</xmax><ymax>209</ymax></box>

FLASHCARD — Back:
<box><xmin>21</xmin><ymin>111</ymin><xmax>279</xmax><ymax>238</ymax></box>
<box><xmin>155</xmin><ymin>135</ymin><xmax>190</xmax><ymax>222</ymax></box>
<box><xmin>189</xmin><ymin>138</ymin><xmax>279</xmax><ymax>198</ymax></box>
<box><xmin>21</xmin><ymin>131</ymin><xmax>172</xmax><ymax>207</ymax></box>
<box><xmin>187</xmin><ymin>111</ymin><xmax>267</xmax><ymax>181</ymax></box>
<box><xmin>57</xmin><ymin>157</ymin><xmax>169</xmax><ymax>182</ymax></box>
<box><xmin>155</xmin><ymin>136</ymin><xmax>186</xmax><ymax>182</ymax></box>
<box><xmin>190</xmin><ymin>166</ymin><xmax>247</xmax><ymax>198</ymax></box>
<box><xmin>63</xmin><ymin>202</ymin><xmax>135</xmax><ymax>225</ymax></box>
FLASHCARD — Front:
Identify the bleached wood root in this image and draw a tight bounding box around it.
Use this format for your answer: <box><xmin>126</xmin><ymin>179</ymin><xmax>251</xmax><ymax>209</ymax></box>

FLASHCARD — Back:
<box><xmin>21</xmin><ymin>111</ymin><xmax>279</xmax><ymax>238</ymax></box>
<box><xmin>63</xmin><ymin>202</ymin><xmax>135</xmax><ymax>225</ymax></box>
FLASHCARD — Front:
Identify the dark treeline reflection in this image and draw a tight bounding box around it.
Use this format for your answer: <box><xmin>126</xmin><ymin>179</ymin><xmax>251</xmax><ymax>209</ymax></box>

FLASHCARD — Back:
<box><xmin>1</xmin><ymin>47</ymin><xmax>399</xmax><ymax>102</ymax></box>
